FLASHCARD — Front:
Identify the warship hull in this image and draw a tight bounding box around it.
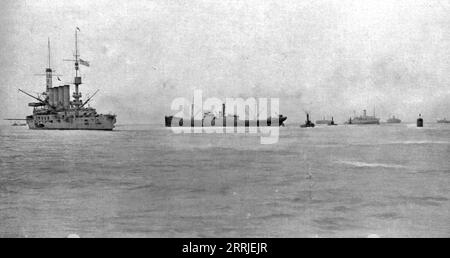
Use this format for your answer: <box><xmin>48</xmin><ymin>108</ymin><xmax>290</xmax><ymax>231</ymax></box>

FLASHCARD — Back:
<box><xmin>27</xmin><ymin>113</ymin><xmax>116</xmax><ymax>130</ymax></box>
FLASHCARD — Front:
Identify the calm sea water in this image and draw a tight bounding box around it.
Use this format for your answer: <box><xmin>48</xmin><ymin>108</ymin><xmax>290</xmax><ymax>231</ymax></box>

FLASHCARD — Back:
<box><xmin>0</xmin><ymin>123</ymin><xmax>449</xmax><ymax>237</ymax></box>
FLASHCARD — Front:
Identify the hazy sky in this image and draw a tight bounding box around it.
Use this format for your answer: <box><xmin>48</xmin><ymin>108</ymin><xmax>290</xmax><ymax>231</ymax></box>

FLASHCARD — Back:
<box><xmin>1</xmin><ymin>0</ymin><xmax>449</xmax><ymax>123</ymax></box>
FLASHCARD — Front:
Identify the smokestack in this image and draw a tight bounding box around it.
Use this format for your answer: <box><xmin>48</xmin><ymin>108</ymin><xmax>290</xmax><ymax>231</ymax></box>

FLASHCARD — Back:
<box><xmin>63</xmin><ymin>85</ymin><xmax>70</xmax><ymax>108</ymax></box>
<box><xmin>51</xmin><ymin>88</ymin><xmax>58</xmax><ymax>106</ymax></box>
<box><xmin>47</xmin><ymin>88</ymin><xmax>53</xmax><ymax>106</ymax></box>
<box><xmin>58</xmin><ymin>86</ymin><xmax>64</xmax><ymax>107</ymax></box>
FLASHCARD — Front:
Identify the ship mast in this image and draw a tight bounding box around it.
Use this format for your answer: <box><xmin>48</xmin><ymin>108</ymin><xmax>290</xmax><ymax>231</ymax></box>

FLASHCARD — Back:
<box><xmin>48</xmin><ymin>37</ymin><xmax>51</xmax><ymax>68</ymax></box>
<box><xmin>45</xmin><ymin>38</ymin><xmax>52</xmax><ymax>93</ymax></box>
<box><xmin>72</xmin><ymin>28</ymin><xmax>82</xmax><ymax>108</ymax></box>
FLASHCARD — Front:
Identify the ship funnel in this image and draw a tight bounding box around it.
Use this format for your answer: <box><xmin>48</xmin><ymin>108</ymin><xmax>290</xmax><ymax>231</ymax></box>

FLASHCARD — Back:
<box><xmin>63</xmin><ymin>85</ymin><xmax>70</xmax><ymax>108</ymax></box>
<box><xmin>51</xmin><ymin>88</ymin><xmax>58</xmax><ymax>106</ymax></box>
<box><xmin>48</xmin><ymin>88</ymin><xmax>53</xmax><ymax>106</ymax></box>
<box><xmin>58</xmin><ymin>86</ymin><xmax>64</xmax><ymax>107</ymax></box>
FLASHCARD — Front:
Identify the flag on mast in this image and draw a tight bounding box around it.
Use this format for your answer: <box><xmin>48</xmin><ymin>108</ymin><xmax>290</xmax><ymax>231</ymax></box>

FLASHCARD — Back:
<box><xmin>79</xmin><ymin>58</ymin><xmax>90</xmax><ymax>67</ymax></box>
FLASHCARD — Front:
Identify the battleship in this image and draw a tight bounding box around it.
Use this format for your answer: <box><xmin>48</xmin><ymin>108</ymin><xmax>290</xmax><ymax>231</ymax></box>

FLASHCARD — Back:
<box><xmin>387</xmin><ymin>115</ymin><xmax>402</xmax><ymax>123</ymax></box>
<box><xmin>437</xmin><ymin>118</ymin><xmax>450</xmax><ymax>123</ymax></box>
<box><xmin>19</xmin><ymin>29</ymin><xmax>116</xmax><ymax>130</ymax></box>
<box><xmin>347</xmin><ymin>110</ymin><xmax>380</xmax><ymax>125</ymax></box>
<box><xmin>165</xmin><ymin>103</ymin><xmax>287</xmax><ymax>127</ymax></box>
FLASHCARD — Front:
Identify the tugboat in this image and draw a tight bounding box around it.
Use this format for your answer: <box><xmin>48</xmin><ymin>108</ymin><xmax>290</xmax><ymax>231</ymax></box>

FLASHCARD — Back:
<box><xmin>19</xmin><ymin>29</ymin><xmax>116</xmax><ymax>130</ymax></box>
<box><xmin>387</xmin><ymin>115</ymin><xmax>402</xmax><ymax>123</ymax></box>
<box><xmin>300</xmin><ymin>113</ymin><xmax>315</xmax><ymax>128</ymax></box>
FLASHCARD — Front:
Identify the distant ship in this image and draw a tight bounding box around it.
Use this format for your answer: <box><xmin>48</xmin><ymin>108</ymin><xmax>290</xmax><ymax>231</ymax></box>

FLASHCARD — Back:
<box><xmin>316</xmin><ymin>116</ymin><xmax>337</xmax><ymax>126</ymax></box>
<box><xmin>165</xmin><ymin>103</ymin><xmax>287</xmax><ymax>127</ymax></box>
<box><xmin>387</xmin><ymin>115</ymin><xmax>401</xmax><ymax>123</ymax></box>
<box><xmin>12</xmin><ymin>122</ymin><xmax>27</xmax><ymax>126</ymax></box>
<box><xmin>437</xmin><ymin>118</ymin><xmax>450</xmax><ymax>123</ymax></box>
<box><xmin>19</xmin><ymin>29</ymin><xmax>116</xmax><ymax>130</ymax></box>
<box><xmin>349</xmin><ymin>110</ymin><xmax>380</xmax><ymax>125</ymax></box>
<box><xmin>4</xmin><ymin>119</ymin><xmax>27</xmax><ymax>126</ymax></box>
<box><xmin>328</xmin><ymin>117</ymin><xmax>337</xmax><ymax>126</ymax></box>
<box><xmin>300</xmin><ymin>113</ymin><xmax>315</xmax><ymax>128</ymax></box>
<box><xmin>315</xmin><ymin>117</ymin><xmax>331</xmax><ymax>125</ymax></box>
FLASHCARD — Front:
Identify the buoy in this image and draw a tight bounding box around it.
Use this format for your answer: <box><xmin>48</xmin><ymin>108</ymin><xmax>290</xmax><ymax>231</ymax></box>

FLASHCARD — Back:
<box><xmin>417</xmin><ymin>114</ymin><xmax>423</xmax><ymax>127</ymax></box>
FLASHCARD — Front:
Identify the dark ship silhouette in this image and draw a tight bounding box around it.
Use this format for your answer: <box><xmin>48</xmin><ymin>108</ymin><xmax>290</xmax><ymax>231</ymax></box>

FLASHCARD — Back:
<box><xmin>300</xmin><ymin>113</ymin><xmax>315</xmax><ymax>128</ymax></box>
<box><xmin>165</xmin><ymin>103</ymin><xmax>287</xmax><ymax>127</ymax></box>
<box><xmin>328</xmin><ymin>117</ymin><xmax>337</xmax><ymax>126</ymax></box>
